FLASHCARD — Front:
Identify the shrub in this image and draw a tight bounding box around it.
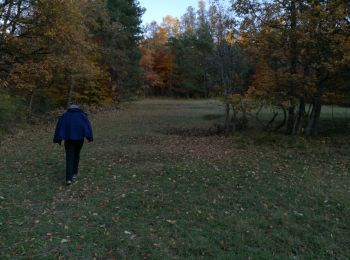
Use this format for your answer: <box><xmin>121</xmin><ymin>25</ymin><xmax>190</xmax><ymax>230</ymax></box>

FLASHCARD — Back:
<box><xmin>0</xmin><ymin>91</ymin><xmax>26</xmax><ymax>134</ymax></box>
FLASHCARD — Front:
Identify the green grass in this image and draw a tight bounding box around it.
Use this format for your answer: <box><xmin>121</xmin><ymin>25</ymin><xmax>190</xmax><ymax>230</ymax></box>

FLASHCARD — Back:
<box><xmin>0</xmin><ymin>99</ymin><xmax>349</xmax><ymax>259</ymax></box>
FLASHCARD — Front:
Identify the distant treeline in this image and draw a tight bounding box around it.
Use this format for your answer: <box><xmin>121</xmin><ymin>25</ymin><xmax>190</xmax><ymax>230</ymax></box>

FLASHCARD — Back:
<box><xmin>0</xmin><ymin>0</ymin><xmax>349</xmax><ymax>136</ymax></box>
<box><xmin>140</xmin><ymin>0</ymin><xmax>349</xmax><ymax>135</ymax></box>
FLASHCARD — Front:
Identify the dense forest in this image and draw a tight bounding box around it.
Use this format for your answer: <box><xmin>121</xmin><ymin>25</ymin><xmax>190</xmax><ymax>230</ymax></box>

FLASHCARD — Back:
<box><xmin>0</xmin><ymin>0</ymin><xmax>144</xmax><ymax>114</ymax></box>
<box><xmin>1</xmin><ymin>0</ymin><xmax>349</xmax><ymax>136</ymax></box>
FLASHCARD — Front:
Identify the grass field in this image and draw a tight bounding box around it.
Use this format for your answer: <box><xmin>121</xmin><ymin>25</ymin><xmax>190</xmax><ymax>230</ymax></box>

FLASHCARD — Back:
<box><xmin>0</xmin><ymin>99</ymin><xmax>349</xmax><ymax>259</ymax></box>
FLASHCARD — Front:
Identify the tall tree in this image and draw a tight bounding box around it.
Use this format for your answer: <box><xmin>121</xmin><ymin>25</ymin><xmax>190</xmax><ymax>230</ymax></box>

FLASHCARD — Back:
<box><xmin>161</xmin><ymin>15</ymin><xmax>180</xmax><ymax>38</ymax></box>
<box><xmin>104</xmin><ymin>0</ymin><xmax>144</xmax><ymax>98</ymax></box>
<box><xmin>181</xmin><ymin>6</ymin><xmax>196</xmax><ymax>33</ymax></box>
<box><xmin>299</xmin><ymin>0</ymin><xmax>350</xmax><ymax>135</ymax></box>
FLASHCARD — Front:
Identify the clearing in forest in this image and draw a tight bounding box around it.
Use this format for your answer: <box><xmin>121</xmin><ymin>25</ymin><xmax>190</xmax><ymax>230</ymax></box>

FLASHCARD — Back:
<box><xmin>0</xmin><ymin>99</ymin><xmax>349</xmax><ymax>259</ymax></box>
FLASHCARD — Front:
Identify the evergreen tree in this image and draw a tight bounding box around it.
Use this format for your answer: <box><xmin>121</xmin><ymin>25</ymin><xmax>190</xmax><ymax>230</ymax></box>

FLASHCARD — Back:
<box><xmin>104</xmin><ymin>0</ymin><xmax>145</xmax><ymax>99</ymax></box>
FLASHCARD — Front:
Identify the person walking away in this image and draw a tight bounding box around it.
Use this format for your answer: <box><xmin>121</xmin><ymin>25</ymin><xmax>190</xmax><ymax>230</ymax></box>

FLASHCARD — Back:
<box><xmin>53</xmin><ymin>104</ymin><xmax>93</xmax><ymax>185</ymax></box>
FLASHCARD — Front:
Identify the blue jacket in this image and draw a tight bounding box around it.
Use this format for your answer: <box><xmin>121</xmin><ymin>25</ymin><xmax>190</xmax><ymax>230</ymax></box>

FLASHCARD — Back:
<box><xmin>53</xmin><ymin>108</ymin><xmax>93</xmax><ymax>144</ymax></box>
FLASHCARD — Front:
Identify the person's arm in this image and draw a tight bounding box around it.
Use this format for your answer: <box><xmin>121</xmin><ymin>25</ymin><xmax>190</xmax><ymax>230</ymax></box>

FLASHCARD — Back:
<box><xmin>53</xmin><ymin>116</ymin><xmax>63</xmax><ymax>145</ymax></box>
<box><xmin>83</xmin><ymin>114</ymin><xmax>94</xmax><ymax>142</ymax></box>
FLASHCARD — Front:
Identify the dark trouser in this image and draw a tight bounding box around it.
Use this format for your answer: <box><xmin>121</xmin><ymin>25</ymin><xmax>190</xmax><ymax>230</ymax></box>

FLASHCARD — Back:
<box><xmin>64</xmin><ymin>139</ymin><xmax>84</xmax><ymax>182</ymax></box>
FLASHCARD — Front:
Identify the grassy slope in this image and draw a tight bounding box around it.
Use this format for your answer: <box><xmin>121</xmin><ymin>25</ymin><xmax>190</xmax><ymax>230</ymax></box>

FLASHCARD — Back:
<box><xmin>0</xmin><ymin>99</ymin><xmax>349</xmax><ymax>259</ymax></box>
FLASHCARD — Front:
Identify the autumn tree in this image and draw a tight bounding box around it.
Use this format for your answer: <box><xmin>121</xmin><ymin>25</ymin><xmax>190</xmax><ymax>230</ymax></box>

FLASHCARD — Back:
<box><xmin>299</xmin><ymin>0</ymin><xmax>350</xmax><ymax>136</ymax></box>
<box><xmin>140</xmin><ymin>22</ymin><xmax>177</xmax><ymax>95</ymax></box>
<box><xmin>6</xmin><ymin>0</ymin><xmax>111</xmax><ymax>111</ymax></box>
<box><xmin>161</xmin><ymin>15</ymin><xmax>180</xmax><ymax>38</ymax></box>
<box><xmin>1</xmin><ymin>0</ymin><xmax>145</xmax><ymax>116</ymax></box>
<box><xmin>139</xmin><ymin>25</ymin><xmax>164</xmax><ymax>94</ymax></box>
<box><xmin>232</xmin><ymin>0</ymin><xmax>350</xmax><ymax>136</ymax></box>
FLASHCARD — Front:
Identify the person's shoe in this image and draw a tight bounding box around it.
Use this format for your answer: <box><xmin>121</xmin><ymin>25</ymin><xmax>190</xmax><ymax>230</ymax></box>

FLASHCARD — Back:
<box><xmin>73</xmin><ymin>174</ymin><xmax>78</xmax><ymax>180</ymax></box>
<box><xmin>66</xmin><ymin>180</ymin><xmax>72</xmax><ymax>186</ymax></box>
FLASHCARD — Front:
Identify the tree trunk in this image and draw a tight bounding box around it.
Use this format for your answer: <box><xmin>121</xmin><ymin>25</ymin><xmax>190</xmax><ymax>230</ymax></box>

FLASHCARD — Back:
<box><xmin>224</xmin><ymin>102</ymin><xmax>230</xmax><ymax>135</ymax></box>
<box><xmin>265</xmin><ymin>110</ymin><xmax>279</xmax><ymax>131</ymax></box>
<box><xmin>275</xmin><ymin>105</ymin><xmax>287</xmax><ymax>131</ymax></box>
<box><xmin>287</xmin><ymin>107</ymin><xmax>295</xmax><ymax>134</ymax></box>
<box><xmin>293</xmin><ymin>66</ymin><xmax>309</xmax><ymax>135</ymax></box>
<box><xmin>305</xmin><ymin>93</ymin><xmax>322</xmax><ymax>136</ymax></box>
<box><xmin>66</xmin><ymin>76</ymin><xmax>73</xmax><ymax>108</ymax></box>
<box><xmin>230</xmin><ymin>107</ymin><xmax>237</xmax><ymax>133</ymax></box>
<box><xmin>306</xmin><ymin>103</ymin><xmax>312</xmax><ymax>118</ymax></box>
<box><xmin>240</xmin><ymin>98</ymin><xmax>247</xmax><ymax>130</ymax></box>
<box><xmin>293</xmin><ymin>97</ymin><xmax>305</xmax><ymax>135</ymax></box>
<box><xmin>287</xmin><ymin>0</ymin><xmax>298</xmax><ymax>134</ymax></box>
<box><xmin>28</xmin><ymin>90</ymin><xmax>35</xmax><ymax>114</ymax></box>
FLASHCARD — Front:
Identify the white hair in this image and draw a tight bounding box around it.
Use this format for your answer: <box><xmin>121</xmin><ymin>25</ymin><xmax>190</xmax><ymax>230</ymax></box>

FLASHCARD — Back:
<box><xmin>68</xmin><ymin>104</ymin><xmax>80</xmax><ymax>109</ymax></box>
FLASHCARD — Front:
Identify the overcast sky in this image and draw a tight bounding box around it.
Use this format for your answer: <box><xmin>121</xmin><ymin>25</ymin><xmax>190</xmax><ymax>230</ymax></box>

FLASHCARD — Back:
<box><xmin>139</xmin><ymin>0</ymin><xmax>204</xmax><ymax>25</ymax></box>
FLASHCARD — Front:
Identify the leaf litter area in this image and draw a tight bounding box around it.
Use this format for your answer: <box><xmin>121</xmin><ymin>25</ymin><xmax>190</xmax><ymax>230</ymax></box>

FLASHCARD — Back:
<box><xmin>0</xmin><ymin>99</ymin><xmax>349</xmax><ymax>259</ymax></box>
